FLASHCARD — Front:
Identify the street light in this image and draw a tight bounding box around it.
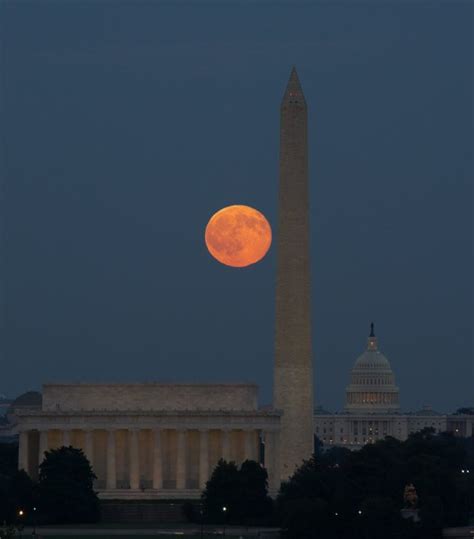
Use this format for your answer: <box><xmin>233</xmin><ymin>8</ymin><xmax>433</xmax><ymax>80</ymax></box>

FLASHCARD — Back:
<box><xmin>32</xmin><ymin>506</ymin><xmax>37</xmax><ymax>536</ymax></box>
<box><xmin>17</xmin><ymin>510</ymin><xmax>25</xmax><ymax>539</ymax></box>
<box><xmin>222</xmin><ymin>506</ymin><xmax>227</xmax><ymax>537</ymax></box>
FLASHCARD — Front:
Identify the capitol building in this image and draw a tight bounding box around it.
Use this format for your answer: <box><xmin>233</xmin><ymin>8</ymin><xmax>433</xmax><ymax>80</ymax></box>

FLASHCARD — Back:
<box><xmin>314</xmin><ymin>324</ymin><xmax>473</xmax><ymax>449</ymax></box>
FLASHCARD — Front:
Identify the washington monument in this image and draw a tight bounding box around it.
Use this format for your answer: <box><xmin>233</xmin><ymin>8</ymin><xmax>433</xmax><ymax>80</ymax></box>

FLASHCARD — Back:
<box><xmin>274</xmin><ymin>67</ymin><xmax>314</xmax><ymax>480</ymax></box>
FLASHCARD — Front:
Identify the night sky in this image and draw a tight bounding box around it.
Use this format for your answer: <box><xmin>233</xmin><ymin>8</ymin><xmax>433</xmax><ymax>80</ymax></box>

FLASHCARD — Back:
<box><xmin>1</xmin><ymin>2</ymin><xmax>472</xmax><ymax>412</ymax></box>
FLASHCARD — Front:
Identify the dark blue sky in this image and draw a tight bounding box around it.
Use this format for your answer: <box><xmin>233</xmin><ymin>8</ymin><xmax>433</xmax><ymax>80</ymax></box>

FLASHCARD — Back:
<box><xmin>1</xmin><ymin>2</ymin><xmax>472</xmax><ymax>412</ymax></box>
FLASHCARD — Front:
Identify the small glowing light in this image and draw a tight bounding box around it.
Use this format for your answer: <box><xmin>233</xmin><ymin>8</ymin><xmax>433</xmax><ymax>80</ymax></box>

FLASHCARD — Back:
<box><xmin>18</xmin><ymin>510</ymin><xmax>24</xmax><ymax>517</ymax></box>
<box><xmin>335</xmin><ymin>512</ymin><xmax>339</xmax><ymax>516</ymax></box>
<box><xmin>358</xmin><ymin>510</ymin><xmax>362</xmax><ymax>515</ymax></box>
<box><xmin>222</xmin><ymin>506</ymin><xmax>227</xmax><ymax>512</ymax></box>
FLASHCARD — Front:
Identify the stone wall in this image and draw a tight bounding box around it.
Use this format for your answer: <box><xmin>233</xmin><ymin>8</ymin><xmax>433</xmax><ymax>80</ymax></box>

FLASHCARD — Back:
<box><xmin>42</xmin><ymin>383</ymin><xmax>258</xmax><ymax>412</ymax></box>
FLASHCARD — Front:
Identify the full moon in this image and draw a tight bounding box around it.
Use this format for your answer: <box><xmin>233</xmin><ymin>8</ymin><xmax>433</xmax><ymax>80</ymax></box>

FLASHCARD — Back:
<box><xmin>205</xmin><ymin>205</ymin><xmax>272</xmax><ymax>268</ymax></box>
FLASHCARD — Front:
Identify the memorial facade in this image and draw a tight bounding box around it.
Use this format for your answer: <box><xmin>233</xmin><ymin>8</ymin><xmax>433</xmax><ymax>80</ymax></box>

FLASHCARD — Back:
<box><xmin>16</xmin><ymin>383</ymin><xmax>281</xmax><ymax>498</ymax></box>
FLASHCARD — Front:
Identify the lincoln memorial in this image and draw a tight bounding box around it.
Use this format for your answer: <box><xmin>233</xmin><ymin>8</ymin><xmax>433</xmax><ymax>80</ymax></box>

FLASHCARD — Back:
<box><xmin>16</xmin><ymin>383</ymin><xmax>281</xmax><ymax>498</ymax></box>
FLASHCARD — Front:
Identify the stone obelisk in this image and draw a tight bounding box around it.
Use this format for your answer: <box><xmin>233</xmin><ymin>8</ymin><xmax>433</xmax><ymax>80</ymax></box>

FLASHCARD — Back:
<box><xmin>274</xmin><ymin>67</ymin><xmax>314</xmax><ymax>481</ymax></box>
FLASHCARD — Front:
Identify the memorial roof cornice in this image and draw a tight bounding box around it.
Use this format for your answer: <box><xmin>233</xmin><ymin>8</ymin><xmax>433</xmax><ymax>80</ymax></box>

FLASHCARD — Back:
<box><xmin>16</xmin><ymin>409</ymin><xmax>282</xmax><ymax>418</ymax></box>
<box><xmin>42</xmin><ymin>382</ymin><xmax>259</xmax><ymax>388</ymax></box>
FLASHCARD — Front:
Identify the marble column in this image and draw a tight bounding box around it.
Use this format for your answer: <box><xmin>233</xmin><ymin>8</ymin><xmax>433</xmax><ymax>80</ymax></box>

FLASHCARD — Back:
<box><xmin>38</xmin><ymin>430</ymin><xmax>48</xmax><ymax>466</ymax></box>
<box><xmin>18</xmin><ymin>431</ymin><xmax>29</xmax><ymax>473</ymax></box>
<box><xmin>62</xmin><ymin>429</ymin><xmax>71</xmax><ymax>447</ymax></box>
<box><xmin>244</xmin><ymin>429</ymin><xmax>255</xmax><ymax>462</ymax></box>
<box><xmin>106</xmin><ymin>430</ymin><xmax>117</xmax><ymax>490</ymax></box>
<box><xmin>199</xmin><ymin>429</ymin><xmax>209</xmax><ymax>490</ymax></box>
<box><xmin>129</xmin><ymin>429</ymin><xmax>140</xmax><ymax>490</ymax></box>
<box><xmin>264</xmin><ymin>430</ymin><xmax>280</xmax><ymax>491</ymax></box>
<box><xmin>152</xmin><ymin>429</ymin><xmax>163</xmax><ymax>490</ymax></box>
<box><xmin>222</xmin><ymin>429</ymin><xmax>231</xmax><ymax>462</ymax></box>
<box><xmin>84</xmin><ymin>430</ymin><xmax>94</xmax><ymax>468</ymax></box>
<box><xmin>176</xmin><ymin>429</ymin><xmax>187</xmax><ymax>490</ymax></box>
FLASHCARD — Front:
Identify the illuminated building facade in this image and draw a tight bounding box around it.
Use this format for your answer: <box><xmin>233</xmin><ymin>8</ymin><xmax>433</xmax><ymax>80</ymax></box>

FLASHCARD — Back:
<box><xmin>314</xmin><ymin>326</ymin><xmax>473</xmax><ymax>448</ymax></box>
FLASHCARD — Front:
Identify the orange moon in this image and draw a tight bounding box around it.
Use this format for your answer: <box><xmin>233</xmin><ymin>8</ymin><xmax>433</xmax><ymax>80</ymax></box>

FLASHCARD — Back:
<box><xmin>205</xmin><ymin>205</ymin><xmax>272</xmax><ymax>268</ymax></box>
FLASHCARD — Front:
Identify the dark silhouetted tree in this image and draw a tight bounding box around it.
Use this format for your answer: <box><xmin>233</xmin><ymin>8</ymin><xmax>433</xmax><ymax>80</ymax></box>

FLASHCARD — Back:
<box><xmin>239</xmin><ymin>460</ymin><xmax>272</xmax><ymax>523</ymax></box>
<box><xmin>277</xmin><ymin>430</ymin><xmax>474</xmax><ymax>539</ymax></box>
<box><xmin>0</xmin><ymin>469</ymin><xmax>35</xmax><ymax>524</ymax></box>
<box><xmin>419</xmin><ymin>496</ymin><xmax>444</xmax><ymax>539</ymax></box>
<box><xmin>360</xmin><ymin>496</ymin><xmax>398</xmax><ymax>539</ymax></box>
<box><xmin>0</xmin><ymin>442</ymin><xmax>36</xmax><ymax>524</ymax></box>
<box><xmin>202</xmin><ymin>459</ymin><xmax>241</xmax><ymax>523</ymax></box>
<box><xmin>281</xmin><ymin>497</ymin><xmax>332</xmax><ymax>539</ymax></box>
<box><xmin>38</xmin><ymin>446</ymin><xmax>99</xmax><ymax>524</ymax></box>
<box><xmin>202</xmin><ymin>459</ymin><xmax>272</xmax><ymax>524</ymax></box>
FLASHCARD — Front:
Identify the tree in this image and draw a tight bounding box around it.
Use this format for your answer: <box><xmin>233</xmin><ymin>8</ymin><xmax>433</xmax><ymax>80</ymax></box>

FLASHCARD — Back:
<box><xmin>321</xmin><ymin>446</ymin><xmax>352</xmax><ymax>467</ymax></box>
<box><xmin>277</xmin><ymin>457</ymin><xmax>343</xmax><ymax>538</ymax></box>
<box><xmin>402</xmin><ymin>430</ymin><xmax>470</xmax><ymax>527</ymax></box>
<box><xmin>360</xmin><ymin>496</ymin><xmax>399</xmax><ymax>539</ymax></box>
<box><xmin>239</xmin><ymin>460</ymin><xmax>272</xmax><ymax>523</ymax></box>
<box><xmin>280</xmin><ymin>498</ymin><xmax>332</xmax><ymax>539</ymax></box>
<box><xmin>277</xmin><ymin>431</ymin><xmax>474</xmax><ymax>539</ymax></box>
<box><xmin>418</xmin><ymin>496</ymin><xmax>444</xmax><ymax>539</ymax></box>
<box><xmin>38</xmin><ymin>446</ymin><xmax>99</xmax><ymax>524</ymax></box>
<box><xmin>202</xmin><ymin>459</ymin><xmax>241</xmax><ymax>523</ymax></box>
<box><xmin>0</xmin><ymin>442</ymin><xmax>35</xmax><ymax>524</ymax></box>
<box><xmin>0</xmin><ymin>469</ymin><xmax>35</xmax><ymax>524</ymax></box>
<box><xmin>201</xmin><ymin>459</ymin><xmax>272</xmax><ymax>524</ymax></box>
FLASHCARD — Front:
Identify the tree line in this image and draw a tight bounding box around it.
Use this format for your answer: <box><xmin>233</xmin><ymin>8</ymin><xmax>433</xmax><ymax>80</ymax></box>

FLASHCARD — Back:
<box><xmin>0</xmin><ymin>428</ymin><xmax>473</xmax><ymax>538</ymax></box>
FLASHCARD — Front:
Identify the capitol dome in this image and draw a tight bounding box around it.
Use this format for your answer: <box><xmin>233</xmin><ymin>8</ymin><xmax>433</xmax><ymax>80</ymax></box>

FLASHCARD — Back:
<box><xmin>345</xmin><ymin>324</ymin><xmax>400</xmax><ymax>413</ymax></box>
